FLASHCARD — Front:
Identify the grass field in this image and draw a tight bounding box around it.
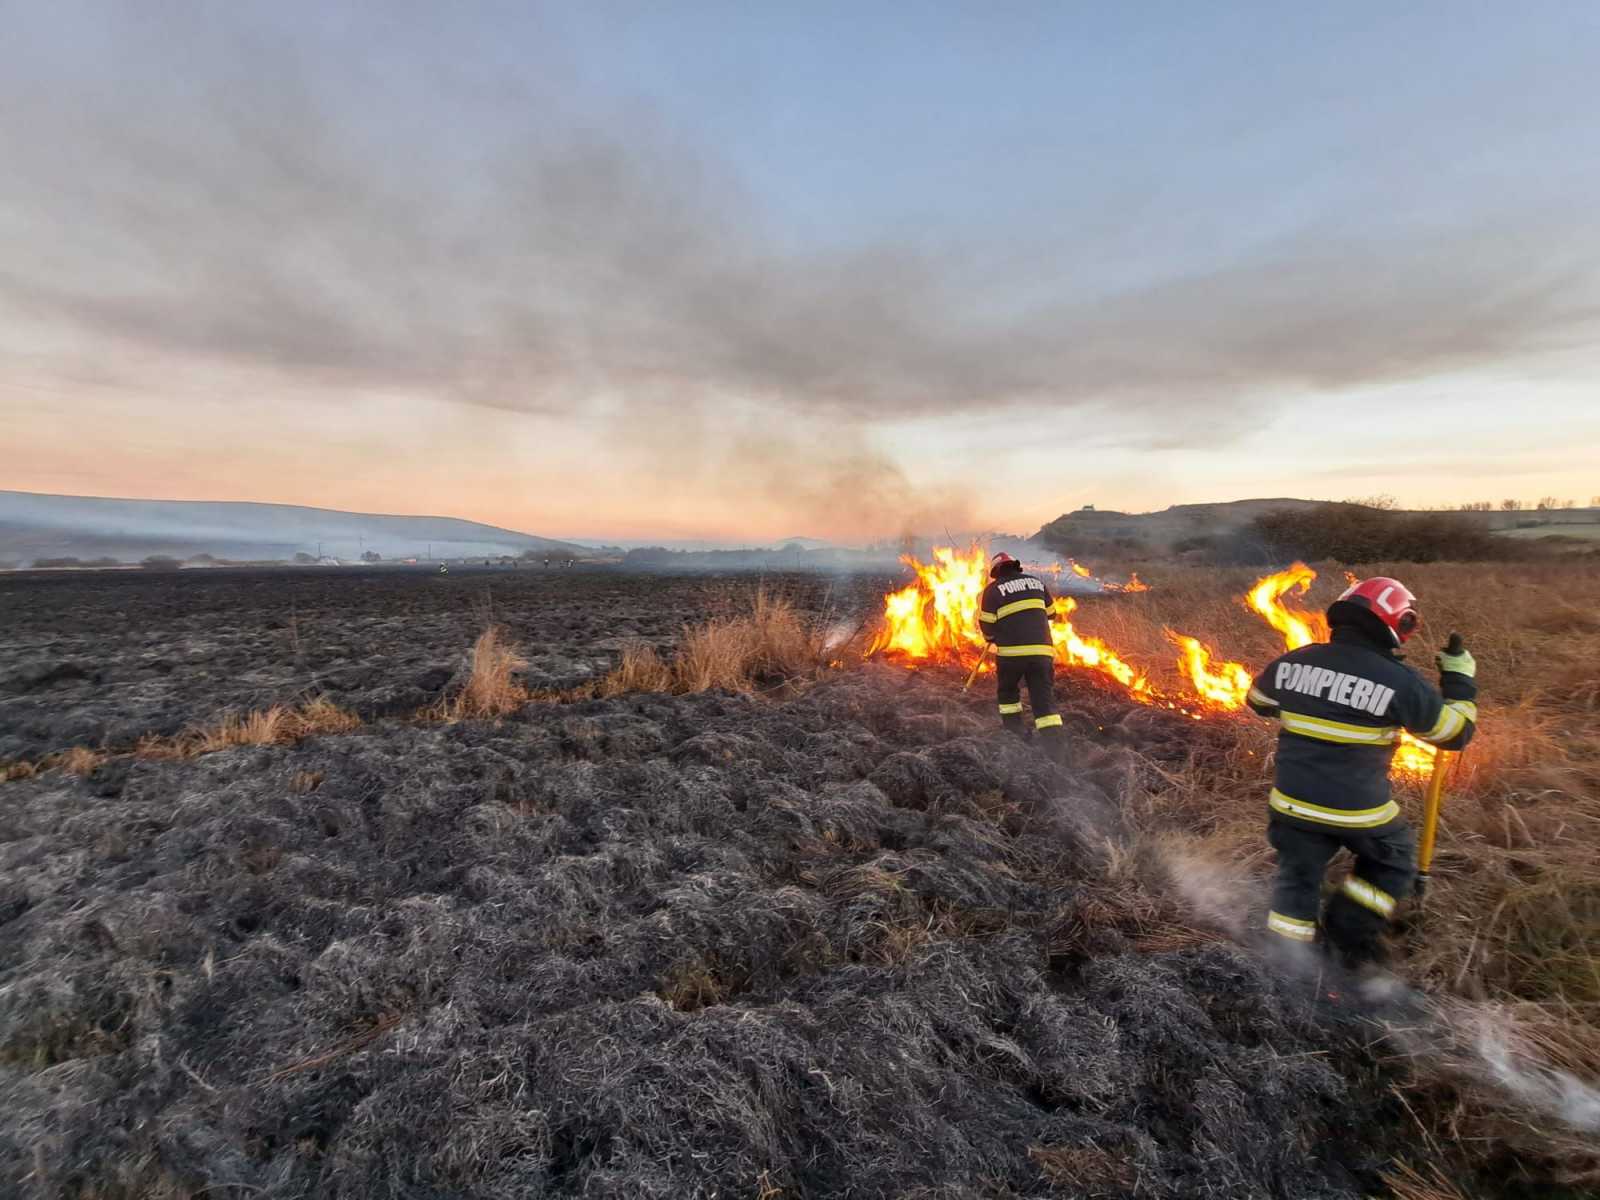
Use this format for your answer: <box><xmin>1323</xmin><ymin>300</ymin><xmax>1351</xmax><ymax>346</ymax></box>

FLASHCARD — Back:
<box><xmin>1068</xmin><ymin>558</ymin><xmax>1600</xmax><ymax>1187</ymax></box>
<box><xmin>3</xmin><ymin>561</ymin><xmax>1596</xmax><ymax>1195</ymax></box>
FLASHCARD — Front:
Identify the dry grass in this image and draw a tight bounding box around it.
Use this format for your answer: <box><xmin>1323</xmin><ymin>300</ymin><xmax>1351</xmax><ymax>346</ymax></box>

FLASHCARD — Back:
<box><xmin>597</xmin><ymin>640</ymin><xmax>674</xmax><ymax>695</ymax></box>
<box><xmin>1</xmin><ymin>746</ymin><xmax>105</xmax><ymax>780</ymax></box>
<box><xmin>133</xmin><ymin>697</ymin><xmax>362</xmax><ymax>760</ymax></box>
<box><xmin>599</xmin><ymin>587</ymin><xmax>831</xmax><ymax>696</ymax></box>
<box><xmin>433</xmin><ymin>625</ymin><xmax>531</xmax><ymax>719</ymax></box>
<box><xmin>1082</xmin><ymin>559</ymin><xmax>1600</xmax><ymax>1187</ymax></box>
<box><xmin>1380</xmin><ymin>1160</ymin><xmax>1470</xmax><ymax>1200</ymax></box>
<box><xmin>57</xmin><ymin>746</ymin><xmax>107</xmax><ymax>776</ymax></box>
<box><xmin>290</xmin><ymin>769</ymin><xmax>326</xmax><ymax>794</ymax></box>
<box><xmin>1028</xmin><ymin>1143</ymin><xmax>1138</xmax><ymax>1193</ymax></box>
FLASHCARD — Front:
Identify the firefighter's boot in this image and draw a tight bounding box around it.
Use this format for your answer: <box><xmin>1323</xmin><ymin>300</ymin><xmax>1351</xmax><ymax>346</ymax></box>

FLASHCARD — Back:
<box><xmin>1000</xmin><ymin>713</ymin><xmax>1027</xmax><ymax>740</ymax></box>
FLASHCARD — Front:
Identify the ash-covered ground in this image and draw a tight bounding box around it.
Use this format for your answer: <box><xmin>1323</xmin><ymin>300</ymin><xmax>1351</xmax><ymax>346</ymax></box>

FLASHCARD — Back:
<box><xmin>0</xmin><ymin>567</ymin><xmax>886</xmax><ymax>761</ymax></box>
<box><xmin>1</xmin><ymin>569</ymin><xmax>1412</xmax><ymax>1198</ymax></box>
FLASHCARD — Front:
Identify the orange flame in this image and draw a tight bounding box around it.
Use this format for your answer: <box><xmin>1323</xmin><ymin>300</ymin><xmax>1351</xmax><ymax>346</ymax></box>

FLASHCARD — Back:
<box><xmin>1050</xmin><ymin>595</ymin><xmax>1157</xmax><ymax>698</ymax></box>
<box><xmin>1246</xmin><ymin>563</ymin><xmax>1329</xmax><ymax>650</ymax></box>
<box><xmin>867</xmin><ymin>549</ymin><xmax>1437</xmax><ymax>780</ymax></box>
<box><xmin>1169</xmin><ymin>632</ymin><xmax>1254</xmax><ymax>709</ymax></box>
<box><xmin>867</xmin><ymin>545</ymin><xmax>989</xmax><ymax>661</ymax></box>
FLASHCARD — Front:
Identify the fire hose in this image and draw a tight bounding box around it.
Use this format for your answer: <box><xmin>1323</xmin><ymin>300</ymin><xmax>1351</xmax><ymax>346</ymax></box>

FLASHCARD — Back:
<box><xmin>1414</xmin><ymin>632</ymin><xmax>1464</xmax><ymax>903</ymax></box>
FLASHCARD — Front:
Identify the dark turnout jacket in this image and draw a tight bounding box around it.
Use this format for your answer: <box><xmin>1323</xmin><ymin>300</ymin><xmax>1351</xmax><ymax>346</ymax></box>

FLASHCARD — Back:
<box><xmin>978</xmin><ymin>569</ymin><xmax>1056</xmax><ymax>657</ymax></box>
<box><xmin>1247</xmin><ymin>627</ymin><xmax>1478</xmax><ymax>833</ymax></box>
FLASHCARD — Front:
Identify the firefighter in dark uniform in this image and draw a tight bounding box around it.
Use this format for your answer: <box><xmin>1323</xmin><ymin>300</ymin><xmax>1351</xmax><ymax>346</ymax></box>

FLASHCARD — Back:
<box><xmin>1247</xmin><ymin>576</ymin><xmax>1478</xmax><ymax>967</ymax></box>
<box><xmin>978</xmin><ymin>552</ymin><xmax>1067</xmax><ymax>763</ymax></box>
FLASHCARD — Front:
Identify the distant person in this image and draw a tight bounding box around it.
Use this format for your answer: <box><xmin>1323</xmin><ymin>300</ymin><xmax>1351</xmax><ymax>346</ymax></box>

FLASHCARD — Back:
<box><xmin>543</xmin><ymin>557</ymin><xmax>550</xmax><ymax>568</ymax></box>
<box><xmin>1247</xmin><ymin>577</ymin><xmax>1478</xmax><ymax>969</ymax></box>
<box><xmin>977</xmin><ymin>552</ymin><xmax>1066</xmax><ymax>763</ymax></box>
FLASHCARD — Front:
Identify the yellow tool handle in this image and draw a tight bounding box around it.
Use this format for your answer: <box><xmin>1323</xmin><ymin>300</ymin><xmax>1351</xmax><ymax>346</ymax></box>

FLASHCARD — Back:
<box><xmin>963</xmin><ymin>644</ymin><xmax>993</xmax><ymax>691</ymax></box>
<box><xmin>1417</xmin><ymin>748</ymin><xmax>1448</xmax><ymax>874</ymax></box>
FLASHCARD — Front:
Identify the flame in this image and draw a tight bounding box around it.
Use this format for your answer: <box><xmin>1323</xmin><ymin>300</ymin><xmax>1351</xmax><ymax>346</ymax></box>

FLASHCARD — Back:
<box><xmin>867</xmin><ymin>545</ymin><xmax>989</xmax><ymax>662</ymax></box>
<box><xmin>1169</xmin><ymin>633</ymin><xmax>1254</xmax><ymax>709</ymax></box>
<box><xmin>1070</xmin><ymin>561</ymin><xmax>1092</xmax><ymax>578</ymax></box>
<box><xmin>1050</xmin><ymin>595</ymin><xmax>1157</xmax><ymax>697</ymax></box>
<box><xmin>866</xmin><ymin>548</ymin><xmax>1437</xmax><ymax>780</ymax></box>
<box><xmin>1246</xmin><ymin>563</ymin><xmax>1329</xmax><ymax>650</ymax></box>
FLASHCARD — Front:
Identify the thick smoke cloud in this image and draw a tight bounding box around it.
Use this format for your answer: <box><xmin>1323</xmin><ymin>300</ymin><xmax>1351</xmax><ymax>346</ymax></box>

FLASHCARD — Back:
<box><xmin>2</xmin><ymin>3</ymin><xmax>1597</xmax><ymax>536</ymax></box>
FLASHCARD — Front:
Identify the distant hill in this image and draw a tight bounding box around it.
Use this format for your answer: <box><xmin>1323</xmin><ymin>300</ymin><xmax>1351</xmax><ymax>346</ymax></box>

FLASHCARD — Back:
<box><xmin>1033</xmin><ymin>498</ymin><xmax>1341</xmax><ymax>556</ymax></box>
<box><xmin>1033</xmin><ymin>498</ymin><xmax>1600</xmax><ymax>560</ymax></box>
<box><xmin>0</xmin><ymin>491</ymin><xmax>583</xmax><ymax>565</ymax></box>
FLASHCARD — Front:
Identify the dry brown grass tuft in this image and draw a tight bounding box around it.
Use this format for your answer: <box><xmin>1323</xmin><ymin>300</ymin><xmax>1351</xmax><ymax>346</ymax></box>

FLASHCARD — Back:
<box><xmin>596</xmin><ymin>640</ymin><xmax>673</xmax><ymax>696</ymax></box>
<box><xmin>1028</xmin><ymin>1143</ymin><xmax>1138</xmax><ymax>1193</ymax></box>
<box><xmin>290</xmin><ymin>769</ymin><xmax>325</xmax><ymax>794</ymax></box>
<box><xmin>132</xmin><ymin>696</ymin><xmax>363</xmax><ymax>760</ymax></box>
<box><xmin>436</xmin><ymin>625</ymin><xmax>530</xmax><ymax>719</ymax></box>
<box><xmin>656</xmin><ymin>954</ymin><xmax>746</xmax><ymax>1012</ymax></box>
<box><xmin>600</xmin><ymin>587</ymin><xmax>830</xmax><ymax>696</ymax></box>
<box><xmin>57</xmin><ymin>746</ymin><xmax>106</xmax><ymax>776</ymax></box>
<box><xmin>1</xmin><ymin>747</ymin><xmax>106</xmax><ymax>781</ymax></box>
<box><xmin>1381</xmin><ymin>1160</ymin><xmax>1470</xmax><ymax>1200</ymax></box>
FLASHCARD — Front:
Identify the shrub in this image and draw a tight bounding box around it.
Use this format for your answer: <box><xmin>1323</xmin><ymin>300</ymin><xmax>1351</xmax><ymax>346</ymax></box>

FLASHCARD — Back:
<box><xmin>1247</xmin><ymin>505</ymin><xmax>1515</xmax><ymax>564</ymax></box>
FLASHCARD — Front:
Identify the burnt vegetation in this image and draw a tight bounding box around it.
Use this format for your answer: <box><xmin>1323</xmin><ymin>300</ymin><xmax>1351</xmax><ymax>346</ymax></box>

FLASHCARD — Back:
<box><xmin>1</xmin><ymin>564</ymin><xmax>1597</xmax><ymax>1197</ymax></box>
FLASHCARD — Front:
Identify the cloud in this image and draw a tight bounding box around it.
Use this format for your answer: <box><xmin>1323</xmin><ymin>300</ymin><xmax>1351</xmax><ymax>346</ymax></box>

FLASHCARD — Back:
<box><xmin>2</xmin><ymin>4</ymin><xmax>1598</xmax><ymax>460</ymax></box>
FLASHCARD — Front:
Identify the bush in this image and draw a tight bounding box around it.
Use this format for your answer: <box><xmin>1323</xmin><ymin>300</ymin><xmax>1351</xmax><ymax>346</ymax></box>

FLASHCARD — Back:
<box><xmin>141</xmin><ymin>556</ymin><xmax>182</xmax><ymax>571</ymax></box>
<box><xmin>1247</xmin><ymin>505</ymin><xmax>1515</xmax><ymax>564</ymax></box>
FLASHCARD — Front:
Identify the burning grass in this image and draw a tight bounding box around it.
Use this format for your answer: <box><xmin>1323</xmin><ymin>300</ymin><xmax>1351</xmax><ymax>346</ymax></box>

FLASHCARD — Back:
<box><xmin>1091</xmin><ymin>558</ymin><xmax>1600</xmax><ymax>1187</ymax></box>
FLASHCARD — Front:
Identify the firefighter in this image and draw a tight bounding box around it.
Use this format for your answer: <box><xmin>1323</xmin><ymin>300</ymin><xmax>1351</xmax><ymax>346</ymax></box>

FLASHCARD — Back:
<box><xmin>1246</xmin><ymin>577</ymin><xmax>1478</xmax><ymax>968</ymax></box>
<box><xmin>978</xmin><ymin>552</ymin><xmax>1066</xmax><ymax>763</ymax></box>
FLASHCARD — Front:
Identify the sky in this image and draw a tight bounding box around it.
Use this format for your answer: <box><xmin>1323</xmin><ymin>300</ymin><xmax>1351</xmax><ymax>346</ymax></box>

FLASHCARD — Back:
<box><xmin>4</xmin><ymin>1</ymin><xmax>1599</xmax><ymax>543</ymax></box>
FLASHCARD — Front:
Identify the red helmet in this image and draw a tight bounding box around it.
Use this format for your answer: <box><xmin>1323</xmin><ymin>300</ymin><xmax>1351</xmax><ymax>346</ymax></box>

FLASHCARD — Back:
<box><xmin>1330</xmin><ymin>577</ymin><xmax>1420</xmax><ymax>644</ymax></box>
<box><xmin>989</xmin><ymin>551</ymin><xmax>1020</xmax><ymax>578</ymax></box>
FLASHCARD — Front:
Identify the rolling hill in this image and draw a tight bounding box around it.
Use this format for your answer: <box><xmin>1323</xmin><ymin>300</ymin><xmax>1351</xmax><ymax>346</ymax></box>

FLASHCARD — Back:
<box><xmin>0</xmin><ymin>491</ymin><xmax>582</xmax><ymax>565</ymax></box>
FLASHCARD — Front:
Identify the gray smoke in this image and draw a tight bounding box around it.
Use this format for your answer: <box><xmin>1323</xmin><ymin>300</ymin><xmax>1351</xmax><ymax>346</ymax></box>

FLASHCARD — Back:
<box><xmin>3</xmin><ymin>2</ymin><xmax>1597</xmax><ymax>462</ymax></box>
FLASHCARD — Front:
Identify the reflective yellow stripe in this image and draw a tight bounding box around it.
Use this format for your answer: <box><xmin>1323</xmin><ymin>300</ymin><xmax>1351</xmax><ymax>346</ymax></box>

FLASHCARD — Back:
<box><xmin>998</xmin><ymin>702</ymin><xmax>1024</xmax><ymax>715</ymax></box>
<box><xmin>1341</xmin><ymin>876</ymin><xmax>1396</xmax><ymax>917</ymax></box>
<box><xmin>1269</xmin><ymin>788</ymin><xmax>1400</xmax><ymax>829</ymax></box>
<box><xmin>1247</xmin><ymin>686</ymin><xmax>1276</xmax><ymax>709</ymax></box>
<box><xmin>978</xmin><ymin>611</ymin><xmax>997</xmax><ymax>624</ymax></box>
<box><xmin>1279</xmin><ymin>711</ymin><xmax>1397</xmax><ymax>745</ymax></box>
<box><xmin>1035</xmin><ymin>714</ymin><xmax>1062</xmax><ymax>729</ymax></box>
<box><xmin>1267</xmin><ymin>911</ymin><xmax>1317</xmax><ymax>941</ymax></box>
<box><xmin>996</xmin><ymin>644</ymin><xmax>1056</xmax><ymax>657</ymax></box>
<box><xmin>1418</xmin><ymin>700</ymin><xmax>1475</xmax><ymax>744</ymax></box>
<box><xmin>995</xmin><ymin>597</ymin><xmax>1048</xmax><ymax>619</ymax></box>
